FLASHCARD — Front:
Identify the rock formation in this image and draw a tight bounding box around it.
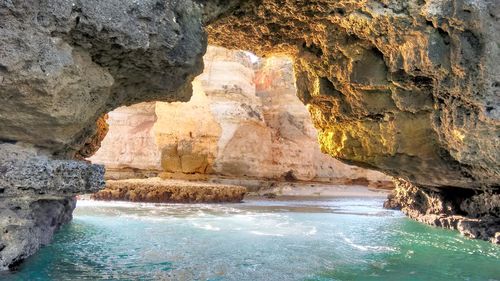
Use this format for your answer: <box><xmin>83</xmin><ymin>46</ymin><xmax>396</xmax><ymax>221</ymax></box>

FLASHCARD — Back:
<box><xmin>207</xmin><ymin>0</ymin><xmax>500</xmax><ymax>242</ymax></box>
<box><xmin>385</xmin><ymin>179</ymin><xmax>500</xmax><ymax>243</ymax></box>
<box><xmin>0</xmin><ymin>143</ymin><xmax>103</xmax><ymax>269</ymax></box>
<box><xmin>91</xmin><ymin>178</ymin><xmax>246</xmax><ymax>203</ymax></box>
<box><xmin>90</xmin><ymin>46</ymin><xmax>391</xmax><ymax>185</ymax></box>
<box><xmin>0</xmin><ymin>0</ymin><xmax>207</xmax><ymax>270</ymax></box>
<box><xmin>88</xmin><ymin>103</ymin><xmax>162</xmax><ymax>174</ymax></box>
<box><xmin>0</xmin><ymin>0</ymin><xmax>499</xmax><ymax>270</ymax></box>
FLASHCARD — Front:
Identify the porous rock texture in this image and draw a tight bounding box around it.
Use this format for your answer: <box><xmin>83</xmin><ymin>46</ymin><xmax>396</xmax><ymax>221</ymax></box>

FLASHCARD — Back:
<box><xmin>385</xmin><ymin>179</ymin><xmax>500</xmax><ymax>243</ymax></box>
<box><xmin>90</xmin><ymin>46</ymin><xmax>392</xmax><ymax>186</ymax></box>
<box><xmin>0</xmin><ymin>0</ymin><xmax>206</xmax><ymax>157</ymax></box>
<box><xmin>91</xmin><ymin>177</ymin><xmax>247</xmax><ymax>203</ymax></box>
<box><xmin>0</xmin><ymin>0</ymin><xmax>499</xmax><ymax>270</ymax></box>
<box><xmin>0</xmin><ymin>143</ymin><xmax>104</xmax><ymax>270</ymax></box>
<box><xmin>0</xmin><ymin>0</ymin><xmax>208</xmax><ymax>270</ymax></box>
<box><xmin>207</xmin><ymin>0</ymin><xmax>499</xmax><ymax>242</ymax></box>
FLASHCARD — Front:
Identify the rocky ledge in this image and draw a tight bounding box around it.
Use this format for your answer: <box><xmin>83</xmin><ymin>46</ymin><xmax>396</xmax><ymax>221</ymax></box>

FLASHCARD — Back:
<box><xmin>91</xmin><ymin>178</ymin><xmax>247</xmax><ymax>203</ymax></box>
<box><xmin>0</xmin><ymin>144</ymin><xmax>104</xmax><ymax>270</ymax></box>
<box><xmin>385</xmin><ymin>179</ymin><xmax>500</xmax><ymax>244</ymax></box>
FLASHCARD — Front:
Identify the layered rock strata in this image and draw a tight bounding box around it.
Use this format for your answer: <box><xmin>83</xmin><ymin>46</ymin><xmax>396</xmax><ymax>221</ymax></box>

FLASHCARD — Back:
<box><xmin>91</xmin><ymin>178</ymin><xmax>246</xmax><ymax>203</ymax></box>
<box><xmin>0</xmin><ymin>144</ymin><xmax>104</xmax><ymax>270</ymax></box>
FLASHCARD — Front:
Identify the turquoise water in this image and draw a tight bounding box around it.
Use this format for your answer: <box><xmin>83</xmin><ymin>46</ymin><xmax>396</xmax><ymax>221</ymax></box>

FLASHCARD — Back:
<box><xmin>2</xmin><ymin>197</ymin><xmax>499</xmax><ymax>281</ymax></box>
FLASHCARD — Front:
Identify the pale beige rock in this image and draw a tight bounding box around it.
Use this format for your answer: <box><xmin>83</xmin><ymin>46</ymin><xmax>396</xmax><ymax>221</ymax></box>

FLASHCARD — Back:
<box><xmin>89</xmin><ymin>103</ymin><xmax>161</xmax><ymax>171</ymax></box>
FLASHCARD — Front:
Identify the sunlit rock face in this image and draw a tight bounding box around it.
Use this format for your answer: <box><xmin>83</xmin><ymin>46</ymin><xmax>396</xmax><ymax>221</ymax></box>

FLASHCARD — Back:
<box><xmin>91</xmin><ymin>46</ymin><xmax>391</xmax><ymax>184</ymax></box>
<box><xmin>207</xmin><ymin>0</ymin><xmax>500</xmax><ymax>242</ymax></box>
<box><xmin>89</xmin><ymin>103</ymin><xmax>161</xmax><ymax>172</ymax></box>
<box><xmin>207</xmin><ymin>0</ymin><xmax>500</xmax><ymax>190</ymax></box>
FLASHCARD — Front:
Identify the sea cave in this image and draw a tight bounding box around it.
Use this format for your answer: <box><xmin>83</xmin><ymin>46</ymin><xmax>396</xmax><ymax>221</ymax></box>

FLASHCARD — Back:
<box><xmin>0</xmin><ymin>0</ymin><xmax>499</xmax><ymax>280</ymax></box>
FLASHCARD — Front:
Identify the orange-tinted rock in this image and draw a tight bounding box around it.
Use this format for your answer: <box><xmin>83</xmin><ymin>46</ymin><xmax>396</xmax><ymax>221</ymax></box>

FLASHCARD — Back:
<box><xmin>75</xmin><ymin>115</ymin><xmax>109</xmax><ymax>160</ymax></box>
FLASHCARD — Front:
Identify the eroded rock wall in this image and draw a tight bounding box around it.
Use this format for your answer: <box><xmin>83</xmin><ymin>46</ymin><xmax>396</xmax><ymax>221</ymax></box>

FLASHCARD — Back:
<box><xmin>207</xmin><ymin>0</ymin><xmax>499</xmax><ymax>242</ymax></box>
<box><xmin>0</xmin><ymin>0</ymin><xmax>208</xmax><ymax>269</ymax></box>
<box><xmin>385</xmin><ymin>179</ymin><xmax>500</xmax><ymax>243</ymax></box>
<box><xmin>0</xmin><ymin>0</ymin><xmax>207</xmax><ymax>157</ymax></box>
<box><xmin>1</xmin><ymin>0</ymin><xmax>499</xmax><ymax>268</ymax></box>
<box><xmin>0</xmin><ymin>144</ymin><xmax>104</xmax><ymax>269</ymax></box>
<box><xmin>91</xmin><ymin>46</ymin><xmax>391</xmax><ymax>185</ymax></box>
<box><xmin>207</xmin><ymin>0</ymin><xmax>500</xmax><ymax>190</ymax></box>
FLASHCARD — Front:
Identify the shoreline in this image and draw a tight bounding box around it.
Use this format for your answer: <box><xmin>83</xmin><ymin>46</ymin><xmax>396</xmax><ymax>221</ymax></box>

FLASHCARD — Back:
<box><xmin>79</xmin><ymin>178</ymin><xmax>390</xmax><ymax>205</ymax></box>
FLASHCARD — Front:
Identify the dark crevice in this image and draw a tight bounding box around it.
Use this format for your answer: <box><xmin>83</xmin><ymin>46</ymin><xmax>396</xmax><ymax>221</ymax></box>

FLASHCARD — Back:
<box><xmin>302</xmin><ymin>41</ymin><xmax>323</xmax><ymax>57</ymax></box>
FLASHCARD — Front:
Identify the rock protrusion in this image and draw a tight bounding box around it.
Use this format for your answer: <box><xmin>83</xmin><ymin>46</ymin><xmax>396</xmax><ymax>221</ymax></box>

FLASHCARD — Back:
<box><xmin>91</xmin><ymin>178</ymin><xmax>246</xmax><ymax>203</ymax></box>
<box><xmin>385</xmin><ymin>179</ymin><xmax>500</xmax><ymax>244</ymax></box>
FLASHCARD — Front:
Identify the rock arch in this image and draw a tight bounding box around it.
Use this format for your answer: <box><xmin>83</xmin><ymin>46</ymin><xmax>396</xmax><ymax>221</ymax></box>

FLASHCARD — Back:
<box><xmin>0</xmin><ymin>0</ymin><xmax>498</xmax><ymax>269</ymax></box>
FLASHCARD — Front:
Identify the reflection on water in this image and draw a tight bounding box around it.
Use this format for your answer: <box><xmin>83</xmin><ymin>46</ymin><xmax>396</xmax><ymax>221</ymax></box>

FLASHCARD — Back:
<box><xmin>3</xmin><ymin>198</ymin><xmax>500</xmax><ymax>281</ymax></box>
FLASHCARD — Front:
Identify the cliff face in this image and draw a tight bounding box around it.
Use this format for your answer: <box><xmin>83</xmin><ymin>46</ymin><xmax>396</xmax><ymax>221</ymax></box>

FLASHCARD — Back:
<box><xmin>0</xmin><ymin>0</ymin><xmax>207</xmax><ymax>270</ymax></box>
<box><xmin>90</xmin><ymin>46</ymin><xmax>391</xmax><ymax>185</ymax></box>
<box><xmin>0</xmin><ymin>143</ymin><xmax>103</xmax><ymax>269</ymax></box>
<box><xmin>207</xmin><ymin>0</ymin><xmax>499</xmax><ymax>242</ymax></box>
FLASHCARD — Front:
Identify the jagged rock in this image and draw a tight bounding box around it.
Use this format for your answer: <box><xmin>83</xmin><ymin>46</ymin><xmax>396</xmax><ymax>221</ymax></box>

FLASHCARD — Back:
<box><xmin>75</xmin><ymin>115</ymin><xmax>109</xmax><ymax>160</ymax></box>
<box><xmin>0</xmin><ymin>197</ymin><xmax>76</xmax><ymax>270</ymax></box>
<box><xmin>0</xmin><ymin>0</ymin><xmax>206</xmax><ymax>269</ymax></box>
<box><xmin>0</xmin><ymin>144</ymin><xmax>104</xmax><ymax>270</ymax></box>
<box><xmin>207</xmin><ymin>0</ymin><xmax>499</xmax><ymax>243</ymax></box>
<box><xmin>0</xmin><ymin>0</ymin><xmax>206</xmax><ymax>157</ymax></box>
<box><xmin>385</xmin><ymin>179</ymin><xmax>500</xmax><ymax>243</ymax></box>
<box><xmin>0</xmin><ymin>0</ymin><xmax>499</xmax><ymax>270</ymax></box>
<box><xmin>0</xmin><ymin>144</ymin><xmax>104</xmax><ymax>197</ymax></box>
<box><xmin>91</xmin><ymin>178</ymin><xmax>246</xmax><ymax>203</ymax></box>
<box><xmin>207</xmin><ymin>0</ymin><xmax>500</xmax><ymax>190</ymax></box>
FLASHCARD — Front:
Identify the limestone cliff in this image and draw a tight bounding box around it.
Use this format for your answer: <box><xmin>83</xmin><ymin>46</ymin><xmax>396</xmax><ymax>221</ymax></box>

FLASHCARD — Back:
<box><xmin>90</xmin><ymin>46</ymin><xmax>391</xmax><ymax>185</ymax></box>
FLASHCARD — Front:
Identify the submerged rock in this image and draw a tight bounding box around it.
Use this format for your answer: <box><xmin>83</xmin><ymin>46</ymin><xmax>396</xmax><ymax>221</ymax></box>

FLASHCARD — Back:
<box><xmin>91</xmin><ymin>178</ymin><xmax>247</xmax><ymax>203</ymax></box>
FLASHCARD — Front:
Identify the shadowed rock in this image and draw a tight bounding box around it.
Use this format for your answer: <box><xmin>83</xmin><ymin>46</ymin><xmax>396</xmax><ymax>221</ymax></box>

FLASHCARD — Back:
<box><xmin>0</xmin><ymin>144</ymin><xmax>104</xmax><ymax>270</ymax></box>
<box><xmin>0</xmin><ymin>0</ymin><xmax>499</xmax><ymax>270</ymax></box>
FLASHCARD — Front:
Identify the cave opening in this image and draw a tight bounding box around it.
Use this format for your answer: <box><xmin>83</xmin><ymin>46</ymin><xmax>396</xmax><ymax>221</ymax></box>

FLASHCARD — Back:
<box><xmin>86</xmin><ymin>45</ymin><xmax>393</xmax><ymax>202</ymax></box>
<box><xmin>0</xmin><ymin>0</ymin><xmax>499</xmax><ymax>278</ymax></box>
